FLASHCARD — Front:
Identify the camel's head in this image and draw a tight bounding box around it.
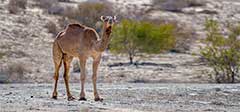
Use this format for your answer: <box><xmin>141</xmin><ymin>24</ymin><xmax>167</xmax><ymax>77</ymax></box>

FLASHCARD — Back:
<box><xmin>100</xmin><ymin>16</ymin><xmax>117</xmax><ymax>30</ymax></box>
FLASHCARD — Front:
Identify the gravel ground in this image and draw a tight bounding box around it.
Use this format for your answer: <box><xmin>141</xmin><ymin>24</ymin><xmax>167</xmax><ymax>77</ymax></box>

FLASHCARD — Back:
<box><xmin>0</xmin><ymin>83</ymin><xmax>240</xmax><ymax>112</ymax></box>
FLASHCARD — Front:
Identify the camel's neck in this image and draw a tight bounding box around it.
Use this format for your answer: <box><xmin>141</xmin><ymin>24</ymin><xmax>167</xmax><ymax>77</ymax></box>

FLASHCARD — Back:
<box><xmin>95</xmin><ymin>26</ymin><xmax>112</xmax><ymax>52</ymax></box>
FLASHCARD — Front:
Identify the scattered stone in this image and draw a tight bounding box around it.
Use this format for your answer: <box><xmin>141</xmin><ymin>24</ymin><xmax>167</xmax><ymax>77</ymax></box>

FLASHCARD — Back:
<box><xmin>211</xmin><ymin>101</ymin><xmax>225</xmax><ymax>105</ymax></box>
<box><xmin>214</xmin><ymin>88</ymin><xmax>221</xmax><ymax>92</ymax></box>
<box><xmin>5</xmin><ymin>92</ymin><xmax>12</xmax><ymax>95</ymax></box>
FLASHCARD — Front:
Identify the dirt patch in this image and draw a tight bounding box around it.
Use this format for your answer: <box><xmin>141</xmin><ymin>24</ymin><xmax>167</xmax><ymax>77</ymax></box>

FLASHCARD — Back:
<box><xmin>0</xmin><ymin>83</ymin><xmax>240</xmax><ymax>112</ymax></box>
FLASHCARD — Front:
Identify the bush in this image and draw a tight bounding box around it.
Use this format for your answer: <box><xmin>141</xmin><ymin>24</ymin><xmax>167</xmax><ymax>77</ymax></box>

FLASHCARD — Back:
<box><xmin>0</xmin><ymin>52</ymin><xmax>6</xmax><ymax>59</ymax></box>
<box><xmin>46</xmin><ymin>21</ymin><xmax>58</xmax><ymax>35</ymax></box>
<box><xmin>48</xmin><ymin>4</ymin><xmax>64</xmax><ymax>15</ymax></box>
<box><xmin>140</xmin><ymin>19</ymin><xmax>194</xmax><ymax>53</ymax></box>
<box><xmin>35</xmin><ymin>0</ymin><xmax>64</xmax><ymax>14</ymax></box>
<box><xmin>0</xmin><ymin>63</ymin><xmax>27</xmax><ymax>83</ymax></box>
<box><xmin>63</xmin><ymin>2</ymin><xmax>113</xmax><ymax>28</ymax></box>
<box><xmin>200</xmin><ymin>19</ymin><xmax>240</xmax><ymax>83</ymax></box>
<box><xmin>58</xmin><ymin>0</ymin><xmax>70</xmax><ymax>2</ymax></box>
<box><xmin>37</xmin><ymin>0</ymin><xmax>58</xmax><ymax>9</ymax></box>
<box><xmin>110</xmin><ymin>19</ymin><xmax>176</xmax><ymax>64</ymax></box>
<box><xmin>8</xmin><ymin>0</ymin><xmax>27</xmax><ymax>14</ymax></box>
<box><xmin>173</xmin><ymin>22</ymin><xmax>195</xmax><ymax>52</ymax></box>
<box><xmin>153</xmin><ymin>0</ymin><xmax>206</xmax><ymax>12</ymax></box>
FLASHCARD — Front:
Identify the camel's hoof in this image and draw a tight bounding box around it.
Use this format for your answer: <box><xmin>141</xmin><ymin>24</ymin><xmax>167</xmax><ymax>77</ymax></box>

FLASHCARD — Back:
<box><xmin>67</xmin><ymin>96</ymin><xmax>75</xmax><ymax>101</ymax></box>
<box><xmin>94</xmin><ymin>97</ymin><xmax>103</xmax><ymax>102</ymax></box>
<box><xmin>52</xmin><ymin>95</ymin><xmax>57</xmax><ymax>99</ymax></box>
<box><xmin>79</xmin><ymin>97</ymin><xmax>87</xmax><ymax>101</ymax></box>
<box><xmin>52</xmin><ymin>95</ymin><xmax>57</xmax><ymax>100</ymax></box>
<box><xmin>52</xmin><ymin>92</ymin><xmax>58</xmax><ymax>99</ymax></box>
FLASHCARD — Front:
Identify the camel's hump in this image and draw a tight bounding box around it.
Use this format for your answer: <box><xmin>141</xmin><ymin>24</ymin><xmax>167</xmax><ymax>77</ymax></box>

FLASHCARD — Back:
<box><xmin>65</xmin><ymin>23</ymin><xmax>86</xmax><ymax>33</ymax></box>
<box><xmin>67</xmin><ymin>23</ymin><xmax>85</xmax><ymax>29</ymax></box>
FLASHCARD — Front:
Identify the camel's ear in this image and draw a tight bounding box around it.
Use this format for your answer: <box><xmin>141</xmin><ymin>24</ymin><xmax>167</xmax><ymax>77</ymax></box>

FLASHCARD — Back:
<box><xmin>113</xmin><ymin>16</ymin><xmax>118</xmax><ymax>23</ymax></box>
<box><xmin>100</xmin><ymin>16</ymin><xmax>106</xmax><ymax>21</ymax></box>
<box><xmin>113</xmin><ymin>16</ymin><xmax>117</xmax><ymax>21</ymax></box>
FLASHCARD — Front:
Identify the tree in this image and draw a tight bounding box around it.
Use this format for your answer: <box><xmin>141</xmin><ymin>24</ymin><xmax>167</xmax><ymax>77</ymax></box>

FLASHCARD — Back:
<box><xmin>201</xmin><ymin>19</ymin><xmax>240</xmax><ymax>83</ymax></box>
<box><xmin>110</xmin><ymin>19</ymin><xmax>176</xmax><ymax>64</ymax></box>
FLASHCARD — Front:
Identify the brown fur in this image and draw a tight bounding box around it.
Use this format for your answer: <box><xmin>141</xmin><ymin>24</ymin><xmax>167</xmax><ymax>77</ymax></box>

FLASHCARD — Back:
<box><xmin>52</xmin><ymin>16</ymin><xmax>115</xmax><ymax>101</ymax></box>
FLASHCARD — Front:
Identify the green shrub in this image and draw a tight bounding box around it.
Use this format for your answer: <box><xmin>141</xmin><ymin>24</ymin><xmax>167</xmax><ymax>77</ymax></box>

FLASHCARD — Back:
<box><xmin>200</xmin><ymin>19</ymin><xmax>240</xmax><ymax>83</ymax></box>
<box><xmin>110</xmin><ymin>19</ymin><xmax>176</xmax><ymax>64</ymax></box>
<box><xmin>0</xmin><ymin>52</ymin><xmax>6</xmax><ymax>59</ymax></box>
<box><xmin>141</xmin><ymin>19</ymin><xmax>194</xmax><ymax>53</ymax></box>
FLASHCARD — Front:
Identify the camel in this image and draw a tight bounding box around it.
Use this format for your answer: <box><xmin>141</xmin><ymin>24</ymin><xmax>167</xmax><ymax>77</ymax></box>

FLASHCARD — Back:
<box><xmin>52</xmin><ymin>16</ymin><xmax>116</xmax><ymax>101</ymax></box>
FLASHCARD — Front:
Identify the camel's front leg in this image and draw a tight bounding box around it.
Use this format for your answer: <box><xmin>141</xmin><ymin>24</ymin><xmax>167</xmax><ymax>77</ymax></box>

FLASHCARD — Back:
<box><xmin>79</xmin><ymin>57</ymin><xmax>87</xmax><ymax>101</ymax></box>
<box><xmin>92</xmin><ymin>56</ymin><xmax>103</xmax><ymax>101</ymax></box>
<box><xmin>63</xmin><ymin>55</ymin><xmax>75</xmax><ymax>101</ymax></box>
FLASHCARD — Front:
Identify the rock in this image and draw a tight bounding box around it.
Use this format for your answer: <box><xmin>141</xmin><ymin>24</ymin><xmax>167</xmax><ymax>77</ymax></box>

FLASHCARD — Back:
<box><xmin>79</xmin><ymin>106</ymin><xmax>89</xmax><ymax>112</ymax></box>
<box><xmin>182</xmin><ymin>7</ymin><xmax>218</xmax><ymax>14</ymax></box>
<box><xmin>214</xmin><ymin>88</ymin><xmax>221</xmax><ymax>92</ymax></box>
<box><xmin>199</xmin><ymin>9</ymin><xmax>218</xmax><ymax>14</ymax></box>
<box><xmin>182</xmin><ymin>7</ymin><xmax>199</xmax><ymax>14</ymax></box>
<box><xmin>5</xmin><ymin>92</ymin><xmax>12</xmax><ymax>95</ymax></box>
<box><xmin>211</xmin><ymin>101</ymin><xmax>225</xmax><ymax>105</ymax></box>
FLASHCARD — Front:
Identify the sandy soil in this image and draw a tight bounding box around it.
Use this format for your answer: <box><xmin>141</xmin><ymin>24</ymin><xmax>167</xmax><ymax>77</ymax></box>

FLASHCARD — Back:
<box><xmin>0</xmin><ymin>83</ymin><xmax>240</xmax><ymax>112</ymax></box>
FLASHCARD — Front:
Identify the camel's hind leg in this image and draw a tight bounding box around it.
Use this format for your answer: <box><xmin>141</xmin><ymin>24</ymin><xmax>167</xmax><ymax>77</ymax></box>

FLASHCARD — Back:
<box><xmin>63</xmin><ymin>54</ymin><xmax>74</xmax><ymax>101</ymax></box>
<box><xmin>52</xmin><ymin>41</ymin><xmax>63</xmax><ymax>99</ymax></box>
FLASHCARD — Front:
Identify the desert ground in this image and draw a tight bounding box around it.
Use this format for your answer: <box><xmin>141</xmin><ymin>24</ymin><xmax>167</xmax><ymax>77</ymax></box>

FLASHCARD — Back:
<box><xmin>0</xmin><ymin>0</ymin><xmax>240</xmax><ymax>83</ymax></box>
<box><xmin>1</xmin><ymin>0</ymin><xmax>240</xmax><ymax>112</ymax></box>
<box><xmin>1</xmin><ymin>83</ymin><xmax>240</xmax><ymax>112</ymax></box>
